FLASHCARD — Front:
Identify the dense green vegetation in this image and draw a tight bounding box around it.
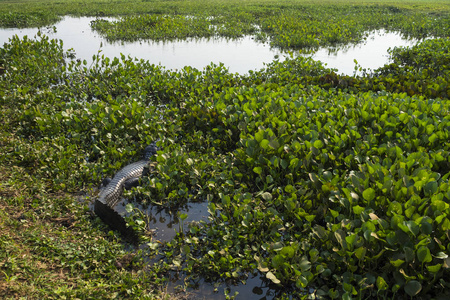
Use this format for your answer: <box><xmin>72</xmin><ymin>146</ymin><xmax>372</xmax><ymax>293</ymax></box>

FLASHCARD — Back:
<box><xmin>1</xmin><ymin>0</ymin><xmax>450</xmax><ymax>299</ymax></box>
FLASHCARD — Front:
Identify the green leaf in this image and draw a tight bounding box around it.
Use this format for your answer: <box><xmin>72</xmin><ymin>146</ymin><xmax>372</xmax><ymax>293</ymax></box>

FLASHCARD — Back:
<box><xmin>417</xmin><ymin>246</ymin><xmax>432</xmax><ymax>263</ymax></box>
<box><xmin>424</xmin><ymin>180</ymin><xmax>438</xmax><ymax>196</ymax></box>
<box><xmin>125</xmin><ymin>203</ymin><xmax>134</xmax><ymax>213</ymax></box>
<box><xmin>290</xmin><ymin>157</ymin><xmax>300</xmax><ymax>169</ymax></box>
<box><xmin>427</xmin><ymin>263</ymin><xmax>442</xmax><ymax>273</ymax></box>
<box><xmin>272</xmin><ymin>254</ymin><xmax>284</xmax><ymax>268</ymax></box>
<box><xmin>284</xmin><ymin>184</ymin><xmax>295</xmax><ymax>193</ymax></box>
<box><xmin>261</xmin><ymin>192</ymin><xmax>273</xmax><ymax>201</ymax></box>
<box><xmin>390</xmin><ymin>259</ymin><xmax>405</xmax><ymax>268</ymax></box>
<box><xmin>362</xmin><ymin>188</ymin><xmax>375</xmax><ymax>202</ymax></box>
<box><xmin>352</xmin><ymin>205</ymin><xmax>364</xmax><ymax>215</ymax></box>
<box><xmin>354</xmin><ymin>247</ymin><xmax>366</xmax><ymax>260</ymax></box>
<box><xmin>404</xmin><ymin>280</ymin><xmax>422</xmax><ymax>297</ymax></box>
<box><xmin>280</xmin><ymin>246</ymin><xmax>295</xmax><ymax>258</ymax></box>
<box><xmin>280</xmin><ymin>159</ymin><xmax>288</xmax><ymax>169</ymax></box>
<box><xmin>299</xmin><ymin>258</ymin><xmax>311</xmax><ymax>272</ymax></box>
<box><xmin>253</xmin><ymin>166</ymin><xmax>262</xmax><ymax>175</ymax></box>
<box><xmin>260</xmin><ymin>139</ymin><xmax>270</xmax><ymax>149</ymax></box>
<box><xmin>376</xmin><ymin>276</ymin><xmax>388</xmax><ymax>291</ymax></box>
<box><xmin>255</xmin><ymin>130</ymin><xmax>264</xmax><ymax>142</ymax></box>
<box><xmin>406</xmin><ymin>220</ymin><xmax>419</xmax><ymax>236</ymax></box>
<box><xmin>179</xmin><ymin>213</ymin><xmax>188</xmax><ymax>221</ymax></box>
<box><xmin>313</xmin><ymin>139</ymin><xmax>324</xmax><ymax>149</ymax></box>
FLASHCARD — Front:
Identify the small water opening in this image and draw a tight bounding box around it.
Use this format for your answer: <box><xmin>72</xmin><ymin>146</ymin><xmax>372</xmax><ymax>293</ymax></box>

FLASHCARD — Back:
<box><xmin>114</xmin><ymin>199</ymin><xmax>209</xmax><ymax>242</ymax></box>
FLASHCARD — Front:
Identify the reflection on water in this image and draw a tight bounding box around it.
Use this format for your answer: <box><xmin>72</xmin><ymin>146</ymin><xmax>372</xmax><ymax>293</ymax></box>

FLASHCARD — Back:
<box><xmin>0</xmin><ymin>16</ymin><xmax>422</xmax><ymax>75</ymax></box>
<box><xmin>306</xmin><ymin>29</ymin><xmax>420</xmax><ymax>75</ymax></box>
<box><xmin>0</xmin><ymin>16</ymin><xmax>282</xmax><ymax>74</ymax></box>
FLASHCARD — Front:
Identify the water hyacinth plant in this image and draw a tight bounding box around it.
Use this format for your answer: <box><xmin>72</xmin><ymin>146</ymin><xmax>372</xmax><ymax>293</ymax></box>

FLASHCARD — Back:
<box><xmin>1</xmin><ymin>0</ymin><xmax>450</xmax><ymax>298</ymax></box>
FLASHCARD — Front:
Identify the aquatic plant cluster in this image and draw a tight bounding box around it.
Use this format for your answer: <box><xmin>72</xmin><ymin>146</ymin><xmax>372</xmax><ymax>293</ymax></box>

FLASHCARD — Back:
<box><xmin>89</xmin><ymin>4</ymin><xmax>449</xmax><ymax>50</ymax></box>
<box><xmin>1</xmin><ymin>25</ymin><xmax>450</xmax><ymax>297</ymax></box>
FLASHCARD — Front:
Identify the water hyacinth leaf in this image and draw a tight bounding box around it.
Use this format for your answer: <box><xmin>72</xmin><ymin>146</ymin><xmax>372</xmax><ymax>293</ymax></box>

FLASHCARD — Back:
<box><xmin>417</xmin><ymin>246</ymin><xmax>432</xmax><ymax>263</ymax></box>
<box><xmin>299</xmin><ymin>258</ymin><xmax>311</xmax><ymax>272</ymax></box>
<box><xmin>328</xmin><ymin>289</ymin><xmax>339</xmax><ymax>299</ymax></box>
<box><xmin>354</xmin><ymin>247</ymin><xmax>366</xmax><ymax>260</ymax></box>
<box><xmin>404</xmin><ymin>280</ymin><xmax>422</xmax><ymax>297</ymax></box>
<box><xmin>424</xmin><ymin>180</ymin><xmax>438</xmax><ymax>196</ymax></box>
<box><xmin>334</xmin><ymin>229</ymin><xmax>346</xmax><ymax>249</ymax></box>
<box><xmin>376</xmin><ymin>276</ymin><xmax>388</xmax><ymax>291</ymax></box>
<box><xmin>312</xmin><ymin>225</ymin><xmax>328</xmax><ymax>240</ymax></box>
<box><xmin>388</xmin><ymin>201</ymin><xmax>403</xmax><ymax>215</ymax></box>
<box><xmin>272</xmin><ymin>254</ymin><xmax>284</xmax><ymax>268</ymax></box>
<box><xmin>285</xmin><ymin>184</ymin><xmax>295</xmax><ymax>193</ymax></box>
<box><xmin>260</xmin><ymin>139</ymin><xmax>270</xmax><ymax>149</ymax></box>
<box><xmin>362</xmin><ymin>188</ymin><xmax>375</xmax><ymax>202</ymax></box>
<box><xmin>255</xmin><ymin>130</ymin><xmax>264</xmax><ymax>142</ymax></box>
<box><xmin>125</xmin><ymin>203</ymin><xmax>134</xmax><ymax>213</ymax></box>
<box><xmin>255</xmin><ymin>256</ymin><xmax>269</xmax><ymax>272</ymax></box>
<box><xmin>390</xmin><ymin>259</ymin><xmax>405</xmax><ymax>268</ymax></box>
<box><xmin>309</xmin><ymin>173</ymin><xmax>319</xmax><ymax>183</ymax></box>
<box><xmin>261</xmin><ymin>192</ymin><xmax>273</xmax><ymax>201</ymax></box>
<box><xmin>280</xmin><ymin>159</ymin><xmax>288</xmax><ymax>169</ymax></box>
<box><xmin>296</xmin><ymin>276</ymin><xmax>309</xmax><ymax>288</ymax></box>
<box><xmin>290</xmin><ymin>157</ymin><xmax>300</xmax><ymax>168</ymax></box>
<box><xmin>406</xmin><ymin>220</ymin><xmax>419</xmax><ymax>236</ymax></box>
<box><xmin>313</xmin><ymin>139</ymin><xmax>324</xmax><ymax>149</ymax></box>
<box><xmin>352</xmin><ymin>205</ymin><xmax>364</xmax><ymax>215</ymax></box>
<box><xmin>280</xmin><ymin>246</ymin><xmax>295</xmax><ymax>258</ymax></box>
<box><xmin>269</xmin><ymin>139</ymin><xmax>279</xmax><ymax>149</ymax></box>
<box><xmin>345</xmin><ymin>234</ymin><xmax>357</xmax><ymax>250</ymax></box>
<box><xmin>427</xmin><ymin>264</ymin><xmax>442</xmax><ymax>273</ymax></box>
<box><xmin>253</xmin><ymin>166</ymin><xmax>262</xmax><ymax>175</ymax></box>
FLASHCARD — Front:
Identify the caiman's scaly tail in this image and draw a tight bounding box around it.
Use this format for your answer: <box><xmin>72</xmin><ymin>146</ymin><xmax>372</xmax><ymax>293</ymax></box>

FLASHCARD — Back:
<box><xmin>94</xmin><ymin>142</ymin><xmax>158</xmax><ymax>241</ymax></box>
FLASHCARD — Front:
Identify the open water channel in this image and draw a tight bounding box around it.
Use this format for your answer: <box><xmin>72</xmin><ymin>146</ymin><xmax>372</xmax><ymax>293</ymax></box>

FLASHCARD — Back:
<box><xmin>0</xmin><ymin>16</ymin><xmax>421</xmax><ymax>75</ymax></box>
<box><xmin>0</xmin><ymin>16</ymin><xmax>425</xmax><ymax>299</ymax></box>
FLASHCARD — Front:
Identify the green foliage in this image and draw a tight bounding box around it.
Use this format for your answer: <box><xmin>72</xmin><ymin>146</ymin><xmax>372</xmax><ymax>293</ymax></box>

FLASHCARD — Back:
<box><xmin>0</xmin><ymin>11</ymin><xmax>60</xmax><ymax>28</ymax></box>
<box><xmin>1</xmin><ymin>2</ymin><xmax>450</xmax><ymax>298</ymax></box>
<box><xmin>88</xmin><ymin>3</ymin><xmax>449</xmax><ymax>50</ymax></box>
<box><xmin>91</xmin><ymin>14</ymin><xmax>256</xmax><ymax>42</ymax></box>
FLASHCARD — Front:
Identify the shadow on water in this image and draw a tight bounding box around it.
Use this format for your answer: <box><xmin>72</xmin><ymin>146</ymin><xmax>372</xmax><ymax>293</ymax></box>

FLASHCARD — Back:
<box><xmin>166</xmin><ymin>273</ymin><xmax>299</xmax><ymax>300</ymax></box>
<box><xmin>114</xmin><ymin>199</ymin><xmax>209</xmax><ymax>242</ymax></box>
<box><xmin>0</xmin><ymin>17</ymin><xmax>424</xmax><ymax>75</ymax></box>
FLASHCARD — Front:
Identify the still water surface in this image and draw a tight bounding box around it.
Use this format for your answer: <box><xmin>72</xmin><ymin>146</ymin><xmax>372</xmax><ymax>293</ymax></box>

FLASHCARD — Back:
<box><xmin>0</xmin><ymin>16</ymin><xmax>421</xmax><ymax>75</ymax></box>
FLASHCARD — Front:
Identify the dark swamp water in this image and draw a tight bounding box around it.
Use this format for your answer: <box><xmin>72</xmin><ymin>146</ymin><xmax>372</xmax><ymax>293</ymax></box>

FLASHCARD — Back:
<box><xmin>1</xmin><ymin>16</ymin><xmax>425</xmax><ymax>299</ymax></box>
